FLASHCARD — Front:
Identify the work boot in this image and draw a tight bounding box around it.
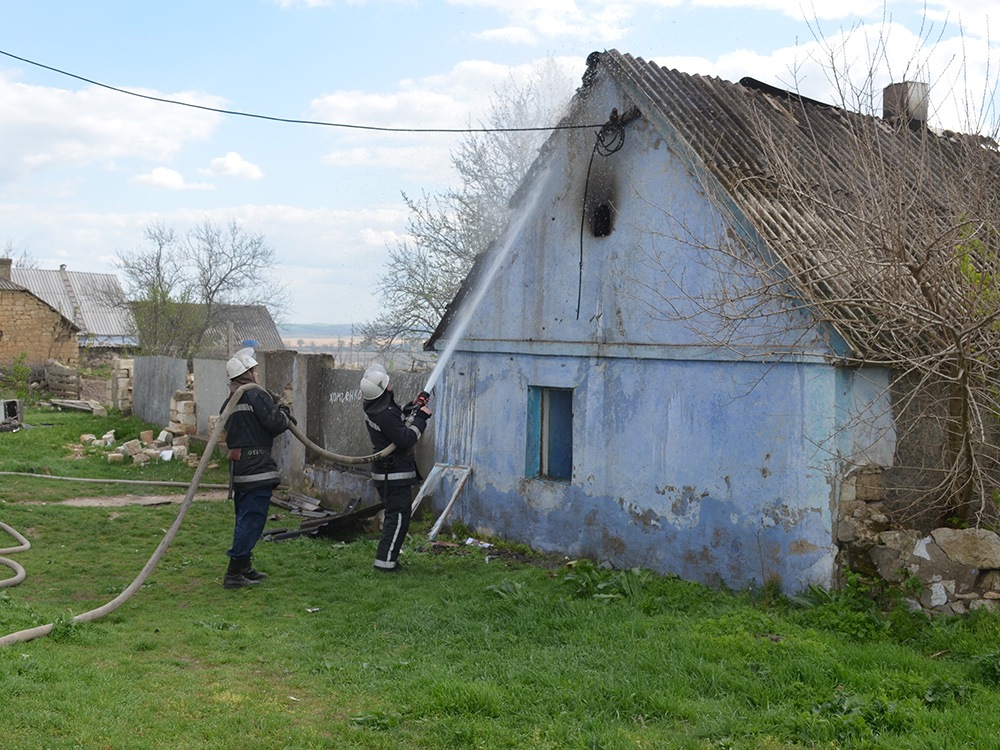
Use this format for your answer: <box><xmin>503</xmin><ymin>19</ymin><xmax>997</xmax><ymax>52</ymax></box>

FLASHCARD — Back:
<box><xmin>223</xmin><ymin>556</ymin><xmax>261</xmax><ymax>589</ymax></box>
<box><xmin>241</xmin><ymin>556</ymin><xmax>269</xmax><ymax>582</ymax></box>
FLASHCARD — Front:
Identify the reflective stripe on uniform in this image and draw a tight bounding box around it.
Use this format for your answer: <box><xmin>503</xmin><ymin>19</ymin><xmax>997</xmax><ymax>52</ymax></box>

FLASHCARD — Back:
<box><xmin>376</xmin><ymin>510</ymin><xmax>405</xmax><ymax>566</ymax></box>
<box><xmin>233</xmin><ymin>471</ymin><xmax>280</xmax><ymax>484</ymax></box>
<box><xmin>370</xmin><ymin>470</ymin><xmax>416</xmax><ymax>482</ymax></box>
<box><xmin>232</xmin><ymin>404</ymin><xmax>253</xmax><ymax>413</ymax></box>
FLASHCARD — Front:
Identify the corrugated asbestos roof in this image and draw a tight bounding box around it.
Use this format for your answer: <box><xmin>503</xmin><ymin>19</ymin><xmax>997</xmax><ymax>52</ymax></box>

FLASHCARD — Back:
<box><xmin>600</xmin><ymin>50</ymin><xmax>1000</xmax><ymax>357</ymax></box>
<box><xmin>11</xmin><ymin>267</ymin><xmax>135</xmax><ymax>345</ymax></box>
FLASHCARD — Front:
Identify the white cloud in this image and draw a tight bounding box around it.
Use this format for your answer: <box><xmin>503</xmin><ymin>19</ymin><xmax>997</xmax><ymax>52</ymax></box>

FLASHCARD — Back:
<box><xmin>310</xmin><ymin>56</ymin><xmax>578</xmax><ymax>190</ymax></box>
<box><xmin>651</xmin><ymin>17</ymin><xmax>998</xmax><ymax>132</ymax></box>
<box><xmin>201</xmin><ymin>151</ymin><xmax>264</xmax><ymax>179</ymax></box>
<box><xmin>130</xmin><ymin>167</ymin><xmax>214</xmax><ymax>191</ymax></box>
<box><xmin>690</xmin><ymin>0</ymin><xmax>887</xmax><ymax>20</ymax></box>
<box><xmin>475</xmin><ymin>26</ymin><xmax>539</xmax><ymax>45</ymax></box>
<box><xmin>0</xmin><ymin>198</ymin><xmax>408</xmax><ymax>322</ymax></box>
<box><xmin>452</xmin><ymin>0</ymin><xmax>645</xmax><ymax>45</ymax></box>
<box><xmin>0</xmin><ymin>72</ymin><xmax>225</xmax><ymax>184</ymax></box>
<box><xmin>320</xmin><ymin>144</ymin><xmax>455</xmax><ymax>183</ymax></box>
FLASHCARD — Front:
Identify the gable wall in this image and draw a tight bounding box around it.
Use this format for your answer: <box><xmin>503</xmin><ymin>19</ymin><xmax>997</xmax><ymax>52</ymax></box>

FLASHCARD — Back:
<box><xmin>461</xmin><ymin>77</ymin><xmax>836</xmax><ymax>357</ymax></box>
<box><xmin>0</xmin><ymin>289</ymin><xmax>79</xmax><ymax>365</ymax></box>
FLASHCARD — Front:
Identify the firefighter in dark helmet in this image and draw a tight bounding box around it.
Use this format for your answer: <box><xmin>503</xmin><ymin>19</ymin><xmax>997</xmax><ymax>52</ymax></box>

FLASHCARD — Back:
<box><xmin>360</xmin><ymin>363</ymin><xmax>431</xmax><ymax>572</ymax></box>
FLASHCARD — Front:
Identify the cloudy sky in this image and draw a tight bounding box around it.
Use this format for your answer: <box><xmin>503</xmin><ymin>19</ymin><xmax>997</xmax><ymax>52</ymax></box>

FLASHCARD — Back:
<box><xmin>1</xmin><ymin>0</ymin><xmax>996</xmax><ymax>325</ymax></box>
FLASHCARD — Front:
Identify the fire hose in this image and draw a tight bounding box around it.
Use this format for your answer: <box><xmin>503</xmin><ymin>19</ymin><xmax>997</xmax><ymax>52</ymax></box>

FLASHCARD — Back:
<box><xmin>0</xmin><ymin>382</ymin><xmax>402</xmax><ymax>648</ymax></box>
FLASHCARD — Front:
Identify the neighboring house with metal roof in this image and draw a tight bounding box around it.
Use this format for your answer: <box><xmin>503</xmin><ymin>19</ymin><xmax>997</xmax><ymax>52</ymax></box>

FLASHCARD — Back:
<box><xmin>424</xmin><ymin>51</ymin><xmax>1000</xmax><ymax>593</ymax></box>
<box><xmin>0</xmin><ymin>258</ymin><xmax>79</xmax><ymax>365</ymax></box>
<box><xmin>10</xmin><ymin>264</ymin><xmax>136</xmax><ymax>348</ymax></box>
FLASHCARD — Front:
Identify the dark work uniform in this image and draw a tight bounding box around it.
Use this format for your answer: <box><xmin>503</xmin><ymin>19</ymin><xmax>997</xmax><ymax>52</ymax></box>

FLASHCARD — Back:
<box><xmin>221</xmin><ymin>385</ymin><xmax>292</xmax><ymax>563</ymax></box>
<box><xmin>363</xmin><ymin>389</ymin><xmax>429</xmax><ymax>570</ymax></box>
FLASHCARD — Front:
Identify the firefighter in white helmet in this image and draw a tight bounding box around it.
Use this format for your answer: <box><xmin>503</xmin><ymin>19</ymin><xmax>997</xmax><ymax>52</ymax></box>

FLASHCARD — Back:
<box><xmin>361</xmin><ymin>363</ymin><xmax>431</xmax><ymax>572</ymax></box>
<box><xmin>219</xmin><ymin>348</ymin><xmax>294</xmax><ymax>589</ymax></box>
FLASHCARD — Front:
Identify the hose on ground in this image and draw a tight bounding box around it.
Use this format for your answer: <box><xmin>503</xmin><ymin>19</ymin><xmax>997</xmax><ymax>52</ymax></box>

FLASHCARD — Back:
<box><xmin>0</xmin><ymin>472</ymin><xmax>228</xmax><ymax>489</ymax></box>
<box><xmin>0</xmin><ymin>521</ymin><xmax>31</xmax><ymax>590</ymax></box>
<box><xmin>0</xmin><ymin>383</ymin><xmax>395</xmax><ymax>647</ymax></box>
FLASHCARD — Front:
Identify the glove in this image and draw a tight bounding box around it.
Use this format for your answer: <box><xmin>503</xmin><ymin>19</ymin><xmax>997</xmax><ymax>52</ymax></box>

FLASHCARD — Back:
<box><xmin>271</xmin><ymin>384</ymin><xmax>294</xmax><ymax>409</ymax></box>
<box><xmin>404</xmin><ymin>391</ymin><xmax>430</xmax><ymax>415</ymax></box>
<box><xmin>278</xmin><ymin>404</ymin><xmax>297</xmax><ymax>425</ymax></box>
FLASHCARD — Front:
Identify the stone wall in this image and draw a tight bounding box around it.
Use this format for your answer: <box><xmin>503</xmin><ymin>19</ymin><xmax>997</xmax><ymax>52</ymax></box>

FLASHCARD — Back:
<box><xmin>838</xmin><ymin>471</ymin><xmax>1000</xmax><ymax>615</ymax></box>
<box><xmin>0</xmin><ymin>289</ymin><xmax>78</xmax><ymax>366</ymax></box>
<box><xmin>108</xmin><ymin>357</ymin><xmax>134</xmax><ymax>414</ymax></box>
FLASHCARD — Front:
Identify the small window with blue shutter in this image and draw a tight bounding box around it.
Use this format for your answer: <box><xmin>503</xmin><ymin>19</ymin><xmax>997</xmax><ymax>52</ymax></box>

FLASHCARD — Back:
<box><xmin>526</xmin><ymin>386</ymin><xmax>573</xmax><ymax>481</ymax></box>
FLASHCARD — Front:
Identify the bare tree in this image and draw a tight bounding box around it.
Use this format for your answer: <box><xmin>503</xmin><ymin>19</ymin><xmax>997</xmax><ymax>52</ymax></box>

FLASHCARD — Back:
<box><xmin>634</xmin><ymin>19</ymin><xmax>1000</xmax><ymax>528</ymax></box>
<box><xmin>2</xmin><ymin>240</ymin><xmax>38</xmax><ymax>269</ymax></box>
<box><xmin>115</xmin><ymin>219</ymin><xmax>289</xmax><ymax>358</ymax></box>
<box><xmin>362</xmin><ymin>58</ymin><xmax>572</xmax><ymax>351</ymax></box>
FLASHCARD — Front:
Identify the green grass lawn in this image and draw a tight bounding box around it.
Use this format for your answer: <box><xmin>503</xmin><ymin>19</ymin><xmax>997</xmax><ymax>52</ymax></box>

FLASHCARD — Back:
<box><xmin>3</xmin><ymin>407</ymin><xmax>1000</xmax><ymax>749</ymax></box>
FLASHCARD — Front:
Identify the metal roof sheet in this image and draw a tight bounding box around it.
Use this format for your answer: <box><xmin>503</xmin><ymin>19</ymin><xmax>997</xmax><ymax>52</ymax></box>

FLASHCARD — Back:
<box><xmin>11</xmin><ymin>267</ymin><xmax>135</xmax><ymax>343</ymax></box>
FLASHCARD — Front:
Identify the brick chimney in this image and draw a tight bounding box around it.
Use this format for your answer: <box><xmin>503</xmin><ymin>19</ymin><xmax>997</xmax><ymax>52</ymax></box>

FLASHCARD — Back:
<box><xmin>883</xmin><ymin>82</ymin><xmax>929</xmax><ymax>130</ymax></box>
<box><xmin>0</xmin><ymin>257</ymin><xmax>11</xmax><ymax>281</ymax></box>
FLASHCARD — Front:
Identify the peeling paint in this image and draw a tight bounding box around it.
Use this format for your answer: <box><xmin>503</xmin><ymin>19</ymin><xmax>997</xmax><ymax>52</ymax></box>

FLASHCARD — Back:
<box><xmin>789</xmin><ymin>539</ymin><xmax>822</xmax><ymax>555</ymax></box>
<box><xmin>617</xmin><ymin>497</ymin><xmax>662</xmax><ymax>529</ymax></box>
<box><xmin>601</xmin><ymin>529</ymin><xmax>628</xmax><ymax>558</ymax></box>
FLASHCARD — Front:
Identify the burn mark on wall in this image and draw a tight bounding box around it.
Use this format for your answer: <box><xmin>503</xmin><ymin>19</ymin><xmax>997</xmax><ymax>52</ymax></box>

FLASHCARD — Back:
<box><xmin>584</xmin><ymin>167</ymin><xmax>618</xmax><ymax>239</ymax></box>
<box><xmin>575</xmin><ymin>106</ymin><xmax>639</xmax><ymax>319</ymax></box>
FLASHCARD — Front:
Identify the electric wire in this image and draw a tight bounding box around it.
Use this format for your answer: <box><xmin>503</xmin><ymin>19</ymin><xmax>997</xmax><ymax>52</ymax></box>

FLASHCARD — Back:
<box><xmin>0</xmin><ymin>48</ymin><xmax>607</xmax><ymax>135</ymax></box>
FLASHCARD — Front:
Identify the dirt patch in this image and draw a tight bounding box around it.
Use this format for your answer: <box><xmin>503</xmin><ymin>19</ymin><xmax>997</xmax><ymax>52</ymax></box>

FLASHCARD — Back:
<box><xmin>55</xmin><ymin>491</ymin><xmax>230</xmax><ymax>507</ymax></box>
<box><xmin>422</xmin><ymin>540</ymin><xmax>566</xmax><ymax>569</ymax></box>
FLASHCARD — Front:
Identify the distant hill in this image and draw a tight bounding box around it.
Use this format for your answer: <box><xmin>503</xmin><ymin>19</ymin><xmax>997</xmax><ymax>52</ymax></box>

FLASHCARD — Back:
<box><xmin>279</xmin><ymin>323</ymin><xmax>358</xmax><ymax>338</ymax></box>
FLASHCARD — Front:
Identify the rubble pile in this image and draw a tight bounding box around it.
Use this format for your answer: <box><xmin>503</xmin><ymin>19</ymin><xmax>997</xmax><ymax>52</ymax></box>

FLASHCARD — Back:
<box><xmin>80</xmin><ymin>426</ymin><xmax>202</xmax><ymax>468</ymax></box>
<box><xmin>838</xmin><ymin>493</ymin><xmax>1000</xmax><ymax>616</ymax></box>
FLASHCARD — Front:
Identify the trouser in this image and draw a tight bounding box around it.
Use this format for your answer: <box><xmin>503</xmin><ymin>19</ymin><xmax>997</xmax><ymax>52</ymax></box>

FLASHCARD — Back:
<box><xmin>227</xmin><ymin>486</ymin><xmax>272</xmax><ymax>559</ymax></box>
<box><xmin>374</xmin><ymin>483</ymin><xmax>412</xmax><ymax>569</ymax></box>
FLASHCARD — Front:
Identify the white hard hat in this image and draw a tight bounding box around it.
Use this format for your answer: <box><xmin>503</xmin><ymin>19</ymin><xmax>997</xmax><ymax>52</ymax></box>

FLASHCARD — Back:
<box><xmin>226</xmin><ymin>347</ymin><xmax>258</xmax><ymax>379</ymax></box>
<box><xmin>360</xmin><ymin>363</ymin><xmax>389</xmax><ymax>400</ymax></box>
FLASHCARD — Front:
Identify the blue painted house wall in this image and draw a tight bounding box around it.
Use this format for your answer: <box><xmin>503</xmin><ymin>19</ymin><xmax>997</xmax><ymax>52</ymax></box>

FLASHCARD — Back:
<box><xmin>430</xmin><ymin>67</ymin><xmax>895</xmax><ymax>593</ymax></box>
